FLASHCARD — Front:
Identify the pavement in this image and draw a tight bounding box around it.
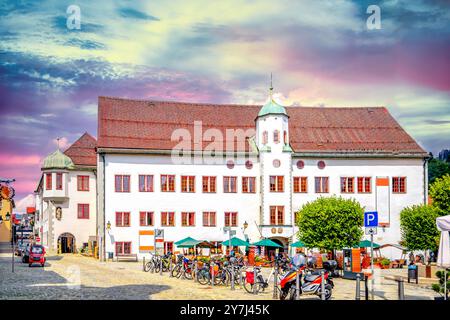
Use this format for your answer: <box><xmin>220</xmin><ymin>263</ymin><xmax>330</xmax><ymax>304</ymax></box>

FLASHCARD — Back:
<box><xmin>0</xmin><ymin>252</ymin><xmax>440</xmax><ymax>300</ymax></box>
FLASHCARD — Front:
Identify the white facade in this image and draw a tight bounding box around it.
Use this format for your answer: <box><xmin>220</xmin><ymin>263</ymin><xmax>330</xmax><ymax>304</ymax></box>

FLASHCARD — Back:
<box><xmin>100</xmin><ymin>103</ymin><xmax>427</xmax><ymax>260</ymax></box>
<box><xmin>35</xmin><ymin>169</ymin><xmax>97</xmax><ymax>252</ymax></box>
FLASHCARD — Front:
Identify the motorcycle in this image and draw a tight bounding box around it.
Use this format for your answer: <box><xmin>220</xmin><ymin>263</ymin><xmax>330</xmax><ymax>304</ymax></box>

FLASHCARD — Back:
<box><xmin>279</xmin><ymin>265</ymin><xmax>334</xmax><ymax>300</ymax></box>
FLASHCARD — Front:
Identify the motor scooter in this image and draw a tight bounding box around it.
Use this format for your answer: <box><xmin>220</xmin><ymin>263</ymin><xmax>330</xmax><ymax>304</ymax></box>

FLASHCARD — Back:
<box><xmin>279</xmin><ymin>265</ymin><xmax>333</xmax><ymax>300</ymax></box>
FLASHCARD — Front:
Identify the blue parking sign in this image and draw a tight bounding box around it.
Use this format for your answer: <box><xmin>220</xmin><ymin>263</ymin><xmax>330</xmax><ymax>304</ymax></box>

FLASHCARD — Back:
<box><xmin>364</xmin><ymin>211</ymin><xmax>378</xmax><ymax>227</ymax></box>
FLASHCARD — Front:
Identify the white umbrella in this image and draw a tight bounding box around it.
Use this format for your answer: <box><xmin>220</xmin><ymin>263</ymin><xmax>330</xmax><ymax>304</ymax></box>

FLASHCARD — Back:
<box><xmin>436</xmin><ymin>215</ymin><xmax>450</xmax><ymax>300</ymax></box>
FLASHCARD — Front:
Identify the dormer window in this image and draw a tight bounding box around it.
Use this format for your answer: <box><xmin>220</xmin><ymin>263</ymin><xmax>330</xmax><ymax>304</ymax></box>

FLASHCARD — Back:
<box><xmin>273</xmin><ymin>130</ymin><xmax>280</xmax><ymax>144</ymax></box>
<box><xmin>262</xmin><ymin>131</ymin><xmax>268</xmax><ymax>145</ymax></box>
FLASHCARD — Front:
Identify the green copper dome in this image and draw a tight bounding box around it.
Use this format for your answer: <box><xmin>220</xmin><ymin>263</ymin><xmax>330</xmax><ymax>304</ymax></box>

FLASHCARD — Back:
<box><xmin>258</xmin><ymin>98</ymin><xmax>287</xmax><ymax>117</ymax></box>
<box><xmin>42</xmin><ymin>149</ymin><xmax>74</xmax><ymax>170</ymax></box>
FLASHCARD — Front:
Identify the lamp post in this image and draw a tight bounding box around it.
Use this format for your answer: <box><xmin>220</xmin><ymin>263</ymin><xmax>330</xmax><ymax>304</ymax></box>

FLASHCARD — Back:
<box><xmin>4</xmin><ymin>212</ymin><xmax>14</xmax><ymax>272</ymax></box>
<box><xmin>106</xmin><ymin>221</ymin><xmax>111</xmax><ymax>261</ymax></box>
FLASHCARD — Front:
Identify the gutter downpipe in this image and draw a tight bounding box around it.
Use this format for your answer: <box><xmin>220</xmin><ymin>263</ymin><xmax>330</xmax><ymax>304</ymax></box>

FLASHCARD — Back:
<box><xmin>423</xmin><ymin>154</ymin><xmax>431</xmax><ymax>204</ymax></box>
<box><xmin>101</xmin><ymin>153</ymin><xmax>106</xmax><ymax>262</ymax></box>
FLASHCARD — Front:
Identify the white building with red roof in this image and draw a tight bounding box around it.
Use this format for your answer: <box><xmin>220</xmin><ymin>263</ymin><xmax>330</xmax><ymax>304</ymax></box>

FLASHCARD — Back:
<box><xmin>34</xmin><ymin>133</ymin><xmax>97</xmax><ymax>253</ymax></box>
<box><xmin>96</xmin><ymin>88</ymin><xmax>429</xmax><ymax>261</ymax></box>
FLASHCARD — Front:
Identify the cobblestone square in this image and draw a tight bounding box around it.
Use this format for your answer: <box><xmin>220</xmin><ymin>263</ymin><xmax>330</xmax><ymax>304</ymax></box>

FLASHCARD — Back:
<box><xmin>0</xmin><ymin>253</ymin><xmax>440</xmax><ymax>300</ymax></box>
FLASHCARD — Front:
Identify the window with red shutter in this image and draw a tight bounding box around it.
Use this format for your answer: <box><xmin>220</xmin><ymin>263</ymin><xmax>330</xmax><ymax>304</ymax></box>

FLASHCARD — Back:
<box><xmin>270</xmin><ymin>206</ymin><xmax>284</xmax><ymax>225</ymax></box>
<box><xmin>139</xmin><ymin>175</ymin><xmax>153</xmax><ymax>192</ymax></box>
<box><xmin>270</xmin><ymin>176</ymin><xmax>284</xmax><ymax>192</ymax></box>
<box><xmin>315</xmin><ymin>177</ymin><xmax>329</xmax><ymax>193</ymax></box>
<box><xmin>242</xmin><ymin>177</ymin><xmax>256</xmax><ymax>193</ymax></box>
<box><xmin>115</xmin><ymin>175</ymin><xmax>130</xmax><ymax>192</ymax></box>
<box><xmin>56</xmin><ymin>173</ymin><xmax>63</xmax><ymax>190</ymax></box>
<box><xmin>45</xmin><ymin>173</ymin><xmax>52</xmax><ymax>190</ymax></box>
<box><xmin>224</xmin><ymin>176</ymin><xmax>237</xmax><ymax>193</ymax></box>
<box><xmin>77</xmin><ymin>204</ymin><xmax>89</xmax><ymax>219</ymax></box>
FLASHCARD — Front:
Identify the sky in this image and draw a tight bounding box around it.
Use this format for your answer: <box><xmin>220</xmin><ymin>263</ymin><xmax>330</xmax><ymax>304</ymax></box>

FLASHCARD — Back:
<box><xmin>0</xmin><ymin>0</ymin><xmax>449</xmax><ymax>200</ymax></box>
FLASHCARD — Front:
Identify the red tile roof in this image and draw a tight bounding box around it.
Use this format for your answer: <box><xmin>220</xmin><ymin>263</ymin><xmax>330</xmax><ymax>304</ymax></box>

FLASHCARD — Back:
<box><xmin>64</xmin><ymin>132</ymin><xmax>97</xmax><ymax>166</ymax></box>
<box><xmin>97</xmin><ymin>96</ymin><xmax>427</xmax><ymax>156</ymax></box>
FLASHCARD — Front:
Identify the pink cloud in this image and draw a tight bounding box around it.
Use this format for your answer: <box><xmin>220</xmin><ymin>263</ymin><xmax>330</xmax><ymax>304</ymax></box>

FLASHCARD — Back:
<box><xmin>0</xmin><ymin>154</ymin><xmax>42</xmax><ymax>166</ymax></box>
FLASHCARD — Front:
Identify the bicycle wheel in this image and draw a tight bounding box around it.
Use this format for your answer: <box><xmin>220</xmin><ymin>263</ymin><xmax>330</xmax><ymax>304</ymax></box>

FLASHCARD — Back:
<box><xmin>184</xmin><ymin>267</ymin><xmax>193</xmax><ymax>280</ymax></box>
<box><xmin>197</xmin><ymin>270</ymin><xmax>210</xmax><ymax>285</ymax></box>
<box><xmin>243</xmin><ymin>280</ymin><xmax>262</xmax><ymax>294</ymax></box>
<box><xmin>171</xmin><ymin>265</ymin><xmax>181</xmax><ymax>278</ymax></box>
<box><xmin>144</xmin><ymin>261</ymin><xmax>153</xmax><ymax>272</ymax></box>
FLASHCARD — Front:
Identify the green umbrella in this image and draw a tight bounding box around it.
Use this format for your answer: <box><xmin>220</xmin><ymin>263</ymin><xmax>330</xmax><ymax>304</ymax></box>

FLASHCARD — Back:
<box><xmin>221</xmin><ymin>237</ymin><xmax>249</xmax><ymax>247</ymax></box>
<box><xmin>291</xmin><ymin>240</ymin><xmax>306</xmax><ymax>248</ymax></box>
<box><xmin>252</xmin><ymin>238</ymin><xmax>282</xmax><ymax>248</ymax></box>
<box><xmin>174</xmin><ymin>237</ymin><xmax>198</xmax><ymax>246</ymax></box>
<box><xmin>357</xmin><ymin>240</ymin><xmax>380</xmax><ymax>248</ymax></box>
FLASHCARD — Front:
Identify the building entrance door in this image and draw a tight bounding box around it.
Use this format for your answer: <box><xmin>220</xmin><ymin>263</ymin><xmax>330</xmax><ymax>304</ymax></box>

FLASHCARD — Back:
<box><xmin>58</xmin><ymin>233</ymin><xmax>75</xmax><ymax>253</ymax></box>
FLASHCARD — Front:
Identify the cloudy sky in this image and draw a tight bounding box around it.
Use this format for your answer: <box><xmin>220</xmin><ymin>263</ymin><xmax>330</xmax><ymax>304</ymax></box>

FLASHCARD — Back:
<box><xmin>1</xmin><ymin>0</ymin><xmax>449</xmax><ymax>200</ymax></box>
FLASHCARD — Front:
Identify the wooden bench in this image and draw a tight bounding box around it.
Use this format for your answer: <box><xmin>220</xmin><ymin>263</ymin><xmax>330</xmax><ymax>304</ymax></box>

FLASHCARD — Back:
<box><xmin>116</xmin><ymin>253</ymin><xmax>138</xmax><ymax>262</ymax></box>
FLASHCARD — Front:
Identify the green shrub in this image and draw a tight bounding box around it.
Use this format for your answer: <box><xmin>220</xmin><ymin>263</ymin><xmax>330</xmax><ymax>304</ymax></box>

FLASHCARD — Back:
<box><xmin>400</xmin><ymin>204</ymin><xmax>440</xmax><ymax>251</ymax></box>
<box><xmin>432</xmin><ymin>270</ymin><xmax>450</xmax><ymax>296</ymax></box>
<box><xmin>296</xmin><ymin>196</ymin><xmax>364</xmax><ymax>250</ymax></box>
<box><xmin>429</xmin><ymin>174</ymin><xmax>450</xmax><ymax>216</ymax></box>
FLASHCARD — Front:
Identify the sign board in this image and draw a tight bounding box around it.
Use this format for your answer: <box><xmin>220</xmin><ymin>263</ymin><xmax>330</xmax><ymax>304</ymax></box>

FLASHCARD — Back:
<box><xmin>364</xmin><ymin>211</ymin><xmax>378</xmax><ymax>227</ymax></box>
<box><xmin>230</xmin><ymin>230</ymin><xmax>236</xmax><ymax>236</ymax></box>
<box><xmin>155</xmin><ymin>229</ymin><xmax>164</xmax><ymax>239</ymax></box>
<box><xmin>365</xmin><ymin>227</ymin><xmax>377</xmax><ymax>235</ymax></box>
<box><xmin>36</xmin><ymin>237</ymin><xmax>41</xmax><ymax>242</ymax></box>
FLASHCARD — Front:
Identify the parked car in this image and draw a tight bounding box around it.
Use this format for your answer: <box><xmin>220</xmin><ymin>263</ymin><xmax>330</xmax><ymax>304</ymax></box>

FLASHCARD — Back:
<box><xmin>28</xmin><ymin>245</ymin><xmax>46</xmax><ymax>267</ymax></box>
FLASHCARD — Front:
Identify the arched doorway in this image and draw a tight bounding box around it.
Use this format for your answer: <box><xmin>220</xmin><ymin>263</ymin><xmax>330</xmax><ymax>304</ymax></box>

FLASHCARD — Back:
<box><xmin>266</xmin><ymin>237</ymin><xmax>288</xmax><ymax>261</ymax></box>
<box><xmin>58</xmin><ymin>233</ymin><xmax>76</xmax><ymax>253</ymax></box>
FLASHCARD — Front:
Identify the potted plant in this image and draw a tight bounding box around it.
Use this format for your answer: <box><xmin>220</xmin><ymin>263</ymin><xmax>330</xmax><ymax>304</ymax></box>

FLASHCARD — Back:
<box><xmin>380</xmin><ymin>258</ymin><xmax>391</xmax><ymax>269</ymax></box>
<box><xmin>254</xmin><ymin>256</ymin><xmax>262</xmax><ymax>266</ymax></box>
<box><xmin>432</xmin><ymin>270</ymin><xmax>450</xmax><ymax>300</ymax></box>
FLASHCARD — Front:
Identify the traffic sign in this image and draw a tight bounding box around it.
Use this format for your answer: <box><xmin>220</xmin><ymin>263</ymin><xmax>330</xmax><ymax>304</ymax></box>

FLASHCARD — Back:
<box><xmin>364</xmin><ymin>211</ymin><xmax>378</xmax><ymax>227</ymax></box>
<box><xmin>155</xmin><ymin>229</ymin><xmax>164</xmax><ymax>238</ymax></box>
<box><xmin>36</xmin><ymin>237</ymin><xmax>41</xmax><ymax>242</ymax></box>
<box><xmin>365</xmin><ymin>227</ymin><xmax>377</xmax><ymax>235</ymax></box>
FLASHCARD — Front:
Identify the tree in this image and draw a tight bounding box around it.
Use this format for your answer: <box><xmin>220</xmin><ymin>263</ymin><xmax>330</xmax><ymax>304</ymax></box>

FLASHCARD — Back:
<box><xmin>429</xmin><ymin>174</ymin><xmax>450</xmax><ymax>216</ymax></box>
<box><xmin>400</xmin><ymin>204</ymin><xmax>440</xmax><ymax>251</ymax></box>
<box><xmin>296</xmin><ymin>196</ymin><xmax>364</xmax><ymax>251</ymax></box>
<box><xmin>428</xmin><ymin>158</ymin><xmax>450</xmax><ymax>186</ymax></box>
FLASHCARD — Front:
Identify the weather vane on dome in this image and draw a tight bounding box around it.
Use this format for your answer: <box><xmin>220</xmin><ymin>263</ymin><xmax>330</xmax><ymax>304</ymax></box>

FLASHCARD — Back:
<box><xmin>56</xmin><ymin>137</ymin><xmax>61</xmax><ymax>150</ymax></box>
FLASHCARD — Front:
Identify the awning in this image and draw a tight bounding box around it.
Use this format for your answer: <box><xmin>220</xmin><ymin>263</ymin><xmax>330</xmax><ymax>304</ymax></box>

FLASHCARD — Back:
<box><xmin>357</xmin><ymin>240</ymin><xmax>380</xmax><ymax>248</ymax></box>
<box><xmin>174</xmin><ymin>237</ymin><xmax>198</xmax><ymax>246</ymax></box>
<box><xmin>252</xmin><ymin>238</ymin><xmax>282</xmax><ymax>248</ymax></box>
<box><xmin>221</xmin><ymin>237</ymin><xmax>249</xmax><ymax>247</ymax></box>
<box><xmin>291</xmin><ymin>240</ymin><xmax>306</xmax><ymax>248</ymax></box>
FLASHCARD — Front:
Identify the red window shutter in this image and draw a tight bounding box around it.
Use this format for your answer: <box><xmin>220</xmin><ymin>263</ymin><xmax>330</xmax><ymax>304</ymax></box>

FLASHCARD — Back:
<box><xmin>203</xmin><ymin>212</ymin><xmax>208</xmax><ymax>226</ymax></box>
<box><xmin>161</xmin><ymin>212</ymin><xmax>167</xmax><ymax>226</ymax></box>
<box><xmin>116</xmin><ymin>212</ymin><xmax>122</xmax><ymax>226</ymax></box>
<box><xmin>232</xmin><ymin>213</ymin><xmax>237</xmax><ymax>226</ymax></box>
<box><xmin>124</xmin><ymin>242</ymin><xmax>131</xmax><ymax>254</ymax></box>
<box><xmin>278</xmin><ymin>207</ymin><xmax>284</xmax><ymax>225</ymax></box>
<box><xmin>46</xmin><ymin>173</ymin><xmax>52</xmax><ymax>190</ymax></box>
<box><xmin>211</xmin><ymin>177</ymin><xmax>216</xmax><ymax>192</ymax></box>
<box><xmin>169</xmin><ymin>212</ymin><xmax>174</xmax><ymax>226</ymax></box>
<box><xmin>140</xmin><ymin>212</ymin><xmax>145</xmax><ymax>226</ymax></box>
<box><xmin>115</xmin><ymin>242</ymin><xmax>122</xmax><ymax>255</ymax></box>
<box><xmin>189</xmin><ymin>212</ymin><xmax>195</xmax><ymax>226</ymax></box>
<box><xmin>270</xmin><ymin>207</ymin><xmax>276</xmax><ymax>225</ymax></box>
<box><xmin>211</xmin><ymin>212</ymin><xmax>216</xmax><ymax>226</ymax></box>
<box><xmin>225</xmin><ymin>212</ymin><xmax>230</xmax><ymax>226</ymax></box>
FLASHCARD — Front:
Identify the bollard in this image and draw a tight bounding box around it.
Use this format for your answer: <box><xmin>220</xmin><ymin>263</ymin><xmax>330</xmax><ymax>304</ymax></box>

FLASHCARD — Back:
<box><xmin>355</xmin><ymin>273</ymin><xmax>361</xmax><ymax>300</ymax></box>
<box><xmin>272</xmin><ymin>264</ymin><xmax>278</xmax><ymax>299</ymax></box>
<box><xmin>253</xmin><ymin>268</ymin><xmax>257</xmax><ymax>295</ymax></box>
<box><xmin>364</xmin><ymin>275</ymin><xmax>369</xmax><ymax>300</ymax></box>
<box><xmin>211</xmin><ymin>262</ymin><xmax>215</xmax><ymax>287</ymax></box>
<box><xmin>143</xmin><ymin>256</ymin><xmax>146</xmax><ymax>272</ymax></box>
<box><xmin>194</xmin><ymin>261</ymin><xmax>198</xmax><ymax>282</ymax></box>
<box><xmin>296</xmin><ymin>270</ymin><xmax>300</xmax><ymax>300</ymax></box>
<box><xmin>159</xmin><ymin>257</ymin><xmax>163</xmax><ymax>276</ymax></box>
<box><xmin>231</xmin><ymin>264</ymin><xmax>235</xmax><ymax>291</ymax></box>
<box><xmin>398</xmin><ymin>278</ymin><xmax>405</xmax><ymax>300</ymax></box>
<box><xmin>169</xmin><ymin>256</ymin><xmax>173</xmax><ymax>277</ymax></box>
<box><xmin>321</xmin><ymin>270</ymin><xmax>325</xmax><ymax>300</ymax></box>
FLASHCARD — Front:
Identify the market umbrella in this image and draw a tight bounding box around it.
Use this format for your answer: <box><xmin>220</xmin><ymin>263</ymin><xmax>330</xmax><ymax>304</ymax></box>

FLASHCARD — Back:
<box><xmin>291</xmin><ymin>240</ymin><xmax>306</xmax><ymax>248</ymax></box>
<box><xmin>436</xmin><ymin>215</ymin><xmax>450</xmax><ymax>300</ymax></box>
<box><xmin>175</xmin><ymin>237</ymin><xmax>198</xmax><ymax>246</ymax></box>
<box><xmin>176</xmin><ymin>238</ymin><xmax>201</xmax><ymax>248</ymax></box>
<box><xmin>221</xmin><ymin>237</ymin><xmax>249</xmax><ymax>247</ymax></box>
<box><xmin>357</xmin><ymin>240</ymin><xmax>380</xmax><ymax>249</ymax></box>
<box><xmin>252</xmin><ymin>238</ymin><xmax>282</xmax><ymax>248</ymax></box>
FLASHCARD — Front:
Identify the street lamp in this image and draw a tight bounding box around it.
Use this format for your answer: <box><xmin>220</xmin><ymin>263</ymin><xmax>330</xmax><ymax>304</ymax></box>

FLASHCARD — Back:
<box><xmin>243</xmin><ymin>221</ymin><xmax>248</xmax><ymax>231</ymax></box>
<box><xmin>106</xmin><ymin>221</ymin><xmax>111</xmax><ymax>232</ymax></box>
<box><xmin>4</xmin><ymin>212</ymin><xmax>14</xmax><ymax>273</ymax></box>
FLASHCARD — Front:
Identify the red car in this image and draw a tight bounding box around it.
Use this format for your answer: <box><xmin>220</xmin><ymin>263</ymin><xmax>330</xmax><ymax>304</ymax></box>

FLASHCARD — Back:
<box><xmin>28</xmin><ymin>245</ymin><xmax>46</xmax><ymax>267</ymax></box>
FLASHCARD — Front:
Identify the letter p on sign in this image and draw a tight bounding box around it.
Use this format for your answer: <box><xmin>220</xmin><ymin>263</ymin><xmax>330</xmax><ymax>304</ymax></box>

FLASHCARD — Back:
<box><xmin>364</xmin><ymin>211</ymin><xmax>378</xmax><ymax>227</ymax></box>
